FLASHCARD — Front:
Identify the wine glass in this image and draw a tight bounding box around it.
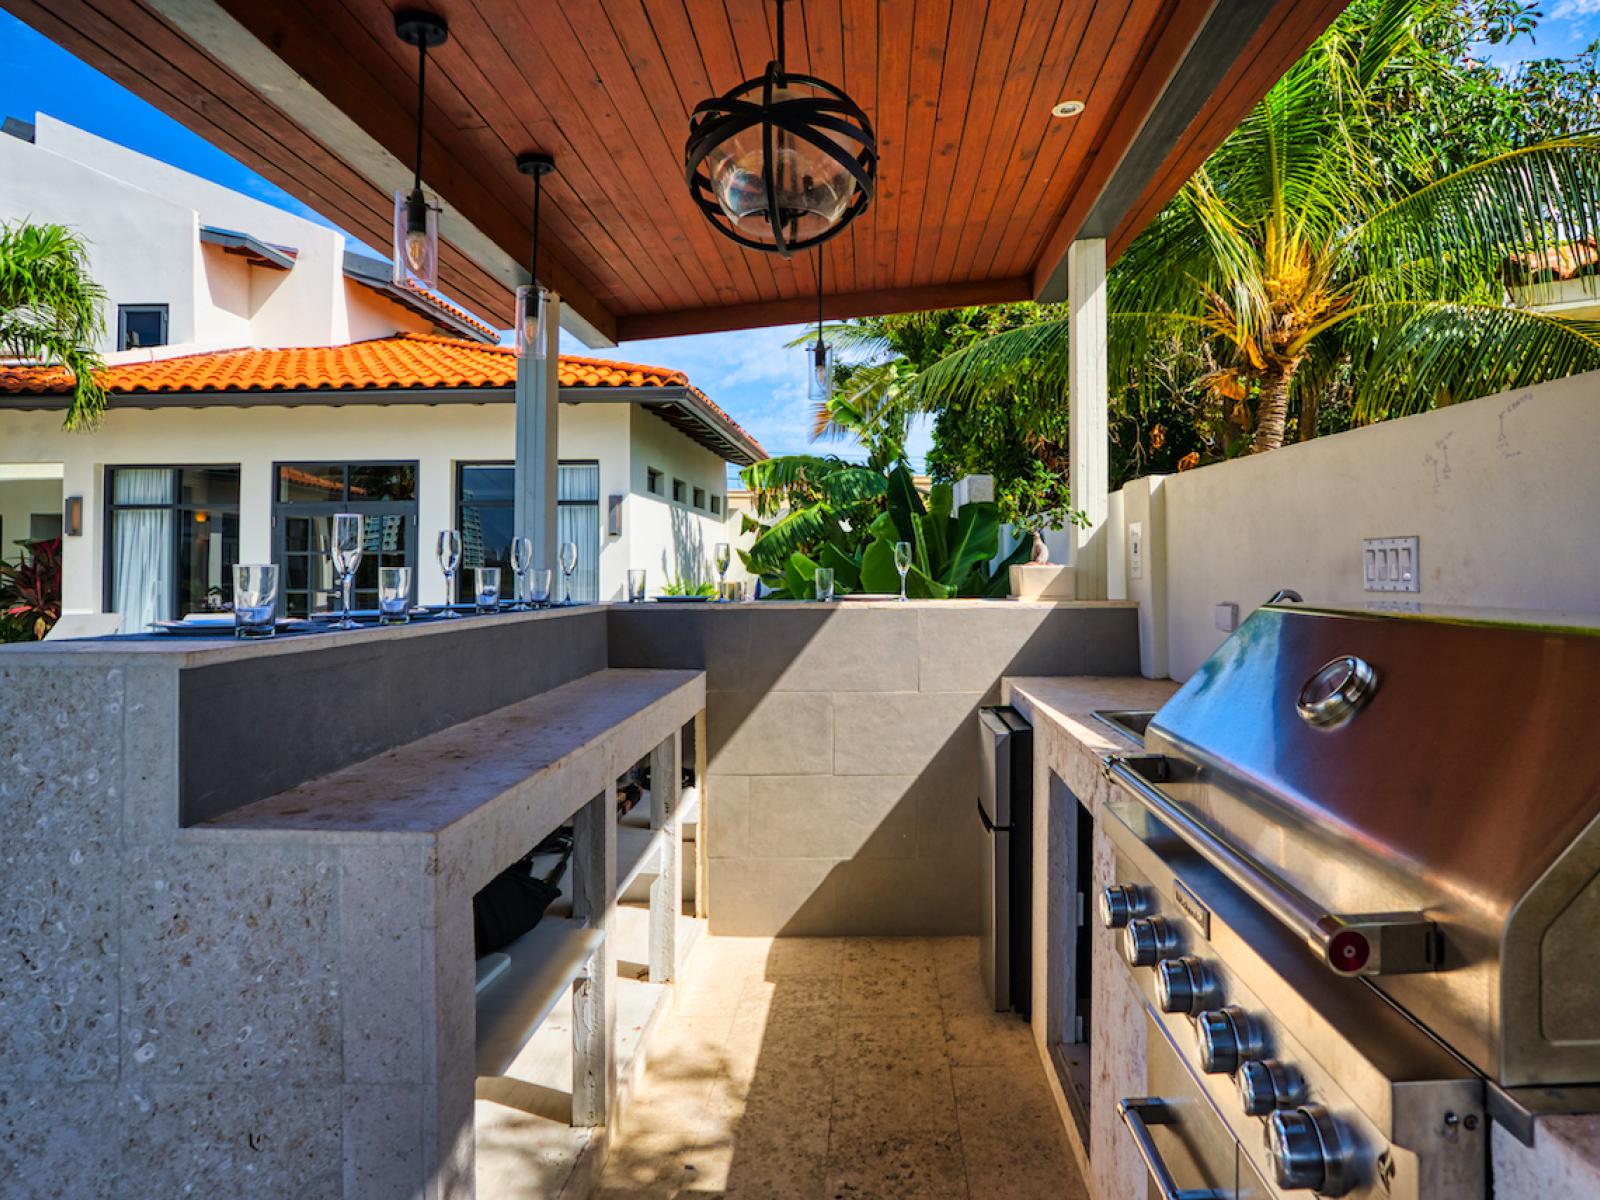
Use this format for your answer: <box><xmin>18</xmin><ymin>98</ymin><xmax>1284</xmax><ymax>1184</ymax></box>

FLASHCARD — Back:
<box><xmin>713</xmin><ymin>542</ymin><xmax>732</xmax><ymax>601</ymax></box>
<box><xmin>893</xmin><ymin>540</ymin><xmax>913</xmax><ymax>602</ymax></box>
<box><xmin>558</xmin><ymin>540</ymin><xmax>578</xmax><ymax>606</ymax></box>
<box><xmin>508</xmin><ymin>536</ymin><xmax>533</xmax><ymax>611</ymax></box>
<box><xmin>332</xmin><ymin>513</ymin><xmax>364</xmax><ymax>629</ymax></box>
<box><xmin>436</xmin><ymin>529</ymin><xmax>462</xmax><ymax>618</ymax></box>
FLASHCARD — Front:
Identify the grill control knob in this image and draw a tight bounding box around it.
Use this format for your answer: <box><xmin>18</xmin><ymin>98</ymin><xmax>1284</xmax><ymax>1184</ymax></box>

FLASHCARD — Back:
<box><xmin>1098</xmin><ymin>884</ymin><xmax>1149</xmax><ymax>929</ymax></box>
<box><xmin>1121</xmin><ymin>916</ymin><xmax>1179</xmax><ymax>967</ymax></box>
<box><xmin>1237</xmin><ymin>1059</ymin><xmax>1306</xmax><ymax>1116</ymax></box>
<box><xmin>1195</xmin><ymin>1006</ymin><xmax>1265</xmax><ymax>1074</ymax></box>
<box><xmin>1155</xmin><ymin>956</ymin><xmax>1217</xmax><ymax>1015</ymax></box>
<box><xmin>1267</xmin><ymin>1105</ymin><xmax>1351</xmax><ymax>1196</ymax></box>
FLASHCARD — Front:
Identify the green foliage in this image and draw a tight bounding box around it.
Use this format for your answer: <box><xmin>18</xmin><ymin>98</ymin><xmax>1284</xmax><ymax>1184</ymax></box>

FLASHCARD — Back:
<box><xmin>661</xmin><ymin>577</ymin><xmax>717</xmax><ymax>597</ymax></box>
<box><xmin>0</xmin><ymin>222</ymin><xmax>107</xmax><ymax>429</ymax></box>
<box><xmin>0</xmin><ymin>537</ymin><xmax>62</xmax><ymax>641</ymax></box>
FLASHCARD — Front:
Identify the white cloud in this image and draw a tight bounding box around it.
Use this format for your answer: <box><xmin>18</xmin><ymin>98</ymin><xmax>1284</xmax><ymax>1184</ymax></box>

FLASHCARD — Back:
<box><xmin>1552</xmin><ymin>1</ymin><xmax>1600</xmax><ymax>17</ymax></box>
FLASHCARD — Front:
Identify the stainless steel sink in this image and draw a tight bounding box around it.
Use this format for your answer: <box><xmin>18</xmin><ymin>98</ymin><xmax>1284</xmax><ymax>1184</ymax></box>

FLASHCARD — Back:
<box><xmin>1091</xmin><ymin>709</ymin><xmax>1155</xmax><ymax>744</ymax></box>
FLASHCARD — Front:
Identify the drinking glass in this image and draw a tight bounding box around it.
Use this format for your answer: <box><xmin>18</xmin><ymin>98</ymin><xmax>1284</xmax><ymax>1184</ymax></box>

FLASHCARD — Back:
<box><xmin>893</xmin><ymin>540</ymin><xmax>913</xmax><ymax>602</ymax></box>
<box><xmin>527</xmin><ymin>568</ymin><xmax>554</xmax><ymax>607</ymax></box>
<box><xmin>720</xmin><ymin>579</ymin><xmax>746</xmax><ymax>602</ymax></box>
<box><xmin>332</xmin><ymin>513</ymin><xmax>365</xmax><ymax>629</ymax></box>
<box><xmin>378</xmin><ymin>566</ymin><xmax>411</xmax><ymax>625</ymax></box>
<box><xmin>232</xmin><ymin>564</ymin><xmax>278</xmax><ymax>639</ymax></box>
<box><xmin>627</xmin><ymin>568</ymin><xmax>647</xmax><ymax>602</ymax></box>
<box><xmin>558</xmin><ymin>540</ymin><xmax>579</xmax><ymax>605</ymax></box>
<box><xmin>508</xmin><ymin>536</ymin><xmax>534</xmax><ymax>611</ymax></box>
<box><xmin>814</xmin><ymin>567</ymin><xmax>836</xmax><ymax>603</ymax></box>
<box><xmin>436</xmin><ymin>529</ymin><xmax>463</xmax><ymax>618</ymax></box>
<box><xmin>474</xmin><ymin>566</ymin><xmax>502</xmax><ymax>613</ymax></box>
<box><xmin>713</xmin><ymin>542</ymin><xmax>732</xmax><ymax>601</ymax></box>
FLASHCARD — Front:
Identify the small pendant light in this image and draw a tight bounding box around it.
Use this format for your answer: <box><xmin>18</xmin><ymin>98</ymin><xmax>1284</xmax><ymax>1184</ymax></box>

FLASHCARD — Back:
<box><xmin>807</xmin><ymin>249</ymin><xmax>832</xmax><ymax>404</ymax></box>
<box><xmin>514</xmin><ymin>152</ymin><xmax>556</xmax><ymax>361</ymax></box>
<box><xmin>393</xmin><ymin>10</ymin><xmax>448</xmax><ymax>288</ymax></box>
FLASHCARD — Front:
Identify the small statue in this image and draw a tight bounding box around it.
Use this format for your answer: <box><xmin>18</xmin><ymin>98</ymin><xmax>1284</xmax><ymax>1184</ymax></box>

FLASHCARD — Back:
<box><xmin>1029</xmin><ymin>529</ymin><xmax>1050</xmax><ymax>565</ymax></box>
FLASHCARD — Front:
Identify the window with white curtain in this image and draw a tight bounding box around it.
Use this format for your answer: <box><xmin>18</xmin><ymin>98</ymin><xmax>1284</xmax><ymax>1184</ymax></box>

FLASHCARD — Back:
<box><xmin>106</xmin><ymin>466</ymin><xmax>240</xmax><ymax>632</ymax></box>
<box><xmin>456</xmin><ymin>461</ymin><xmax>602</xmax><ymax>603</ymax></box>
<box><xmin>557</xmin><ymin>461</ymin><xmax>601</xmax><ymax>603</ymax></box>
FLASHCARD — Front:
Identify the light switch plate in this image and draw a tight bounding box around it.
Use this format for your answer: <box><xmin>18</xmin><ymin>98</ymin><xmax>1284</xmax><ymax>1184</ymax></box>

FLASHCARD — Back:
<box><xmin>1215</xmin><ymin>602</ymin><xmax>1239</xmax><ymax>632</ymax></box>
<box><xmin>1363</xmin><ymin>536</ymin><xmax>1420</xmax><ymax>592</ymax></box>
<box><xmin>1128</xmin><ymin>522</ymin><xmax>1144</xmax><ymax>581</ymax></box>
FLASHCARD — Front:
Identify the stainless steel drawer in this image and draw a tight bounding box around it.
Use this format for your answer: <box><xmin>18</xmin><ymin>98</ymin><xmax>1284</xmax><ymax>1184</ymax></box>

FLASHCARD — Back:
<box><xmin>1121</xmin><ymin>1005</ymin><xmax>1239</xmax><ymax>1199</ymax></box>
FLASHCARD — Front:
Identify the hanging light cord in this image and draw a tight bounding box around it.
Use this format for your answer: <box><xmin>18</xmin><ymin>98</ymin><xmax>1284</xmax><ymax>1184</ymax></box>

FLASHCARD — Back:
<box><xmin>531</xmin><ymin>170</ymin><xmax>542</xmax><ymax>287</ymax></box>
<box><xmin>412</xmin><ymin>37</ymin><xmax>428</xmax><ymax>193</ymax></box>
<box><xmin>775</xmin><ymin>0</ymin><xmax>787</xmax><ymax>69</ymax></box>
<box><xmin>816</xmin><ymin>249</ymin><xmax>824</xmax><ymax>345</ymax></box>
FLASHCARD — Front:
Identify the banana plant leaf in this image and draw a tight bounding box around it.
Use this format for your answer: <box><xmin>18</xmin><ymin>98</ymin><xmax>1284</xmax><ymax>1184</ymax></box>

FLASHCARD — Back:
<box><xmin>783</xmin><ymin>551</ymin><xmax>820</xmax><ymax>601</ymax></box>
<box><xmin>860</xmin><ymin>537</ymin><xmax>954</xmax><ymax>598</ymax></box>
<box><xmin>982</xmin><ymin>538</ymin><xmax>1037</xmax><ymax>598</ymax></box>
<box><xmin>819</xmin><ymin>542</ymin><xmax>862</xmax><ymax>592</ymax></box>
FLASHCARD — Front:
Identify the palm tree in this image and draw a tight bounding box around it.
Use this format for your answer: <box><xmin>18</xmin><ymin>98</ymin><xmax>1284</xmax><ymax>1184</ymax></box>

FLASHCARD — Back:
<box><xmin>907</xmin><ymin>0</ymin><xmax>1600</xmax><ymax>457</ymax></box>
<box><xmin>0</xmin><ymin>222</ymin><xmax>107</xmax><ymax>428</ymax></box>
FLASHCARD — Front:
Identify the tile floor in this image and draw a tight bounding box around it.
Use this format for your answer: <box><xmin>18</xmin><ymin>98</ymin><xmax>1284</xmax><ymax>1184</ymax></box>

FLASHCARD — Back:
<box><xmin>593</xmin><ymin>936</ymin><xmax>1089</xmax><ymax>1199</ymax></box>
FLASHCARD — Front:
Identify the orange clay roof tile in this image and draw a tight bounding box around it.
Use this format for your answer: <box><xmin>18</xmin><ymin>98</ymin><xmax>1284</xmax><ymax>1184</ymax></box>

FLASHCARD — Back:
<box><xmin>0</xmin><ymin>333</ymin><xmax>763</xmax><ymax>458</ymax></box>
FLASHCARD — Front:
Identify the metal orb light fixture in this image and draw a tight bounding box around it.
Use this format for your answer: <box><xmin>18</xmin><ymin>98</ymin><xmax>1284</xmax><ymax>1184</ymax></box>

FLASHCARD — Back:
<box><xmin>686</xmin><ymin>0</ymin><xmax>876</xmax><ymax>256</ymax></box>
<box><xmin>393</xmin><ymin>10</ymin><xmax>448</xmax><ymax>288</ymax></box>
<box><xmin>514</xmin><ymin>151</ymin><xmax>556</xmax><ymax>361</ymax></box>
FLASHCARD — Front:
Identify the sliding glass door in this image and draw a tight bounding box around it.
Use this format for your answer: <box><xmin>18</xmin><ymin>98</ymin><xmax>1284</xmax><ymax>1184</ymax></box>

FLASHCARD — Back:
<box><xmin>105</xmin><ymin>466</ymin><xmax>240</xmax><ymax>631</ymax></box>
<box><xmin>272</xmin><ymin>462</ymin><xmax>418</xmax><ymax>616</ymax></box>
<box><xmin>456</xmin><ymin>461</ymin><xmax>601</xmax><ymax>603</ymax></box>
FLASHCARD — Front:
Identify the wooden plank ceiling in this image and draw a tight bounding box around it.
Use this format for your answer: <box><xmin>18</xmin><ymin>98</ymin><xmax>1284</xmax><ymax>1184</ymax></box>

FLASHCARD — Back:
<box><xmin>4</xmin><ymin>1</ymin><xmax>1345</xmax><ymax>344</ymax></box>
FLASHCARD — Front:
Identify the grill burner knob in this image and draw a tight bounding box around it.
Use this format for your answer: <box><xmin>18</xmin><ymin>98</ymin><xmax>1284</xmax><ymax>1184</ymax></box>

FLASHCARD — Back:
<box><xmin>1098</xmin><ymin>884</ymin><xmax>1148</xmax><ymax>929</ymax></box>
<box><xmin>1155</xmin><ymin>956</ymin><xmax>1217</xmax><ymax>1015</ymax></box>
<box><xmin>1121</xmin><ymin>916</ymin><xmax>1179</xmax><ymax>967</ymax></box>
<box><xmin>1267</xmin><ymin>1105</ymin><xmax>1351</xmax><ymax>1196</ymax></box>
<box><xmin>1237</xmin><ymin>1059</ymin><xmax>1306</xmax><ymax>1116</ymax></box>
<box><xmin>1195</xmin><ymin>1006</ymin><xmax>1264</xmax><ymax>1074</ymax></box>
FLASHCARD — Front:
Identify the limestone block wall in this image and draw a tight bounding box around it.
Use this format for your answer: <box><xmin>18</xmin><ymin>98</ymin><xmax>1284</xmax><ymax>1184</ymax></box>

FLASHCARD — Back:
<box><xmin>607</xmin><ymin>600</ymin><xmax>1141</xmax><ymax>936</ymax></box>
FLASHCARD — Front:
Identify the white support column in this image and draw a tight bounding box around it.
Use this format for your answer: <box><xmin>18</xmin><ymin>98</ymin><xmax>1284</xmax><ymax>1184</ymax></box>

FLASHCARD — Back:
<box><xmin>1067</xmin><ymin>239</ymin><xmax>1109</xmax><ymax>599</ymax></box>
<box><xmin>570</xmin><ymin>786</ymin><xmax>615</xmax><ymax>1128</ymax></box>
<box><xmin>648</xmin><ymin>728</ymin><xmax>682</xmax><ymax>984</ymax></box>
<box><xmin>692</xmin><ymin>709</ymin><xmax>708</xmax><ymax>920</ymax></box>
<box><xmin>514</xmin><ymin>293</ymin><xmax>562</xmax><ymax>571</ymax></box>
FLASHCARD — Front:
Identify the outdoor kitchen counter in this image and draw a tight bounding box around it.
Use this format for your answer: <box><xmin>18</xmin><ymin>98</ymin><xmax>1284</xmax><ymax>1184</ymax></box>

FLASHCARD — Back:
<box><xmin>1002</xmin><ymin>674</ymin><xmax>1600</xmax><ymax>1200</ymax></box>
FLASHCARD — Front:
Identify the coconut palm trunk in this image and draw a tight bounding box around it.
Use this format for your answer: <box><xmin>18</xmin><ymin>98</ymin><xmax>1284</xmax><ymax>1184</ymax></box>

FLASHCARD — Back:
<box><xmin>1253</xmin><ymin>358</ymin><xmax>1303</xmax><ymax>453</ymax></box>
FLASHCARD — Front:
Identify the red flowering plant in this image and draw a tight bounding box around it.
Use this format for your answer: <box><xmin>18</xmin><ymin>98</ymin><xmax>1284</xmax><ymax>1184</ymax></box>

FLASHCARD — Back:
<box><xmin>1</xmin><ymin>536</ymin><xmax>62</xmax><ymax>641</ymax></box>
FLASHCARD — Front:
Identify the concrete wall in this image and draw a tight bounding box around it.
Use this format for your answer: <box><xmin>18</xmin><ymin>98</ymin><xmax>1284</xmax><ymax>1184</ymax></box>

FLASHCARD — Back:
<box><xmin>609</xmin><ymin>601</ymin><xmax>1141</xmax><ymax>935</ymax></box>
<box><xmin>1106</xmin><ymin>373</ymin><xmax>1600</xmax><ymax>681</ymax></box>
<box><xmin>0</xmin><ymin>401</ymin><xmax>735</xmax><ymax>612</ymax></box>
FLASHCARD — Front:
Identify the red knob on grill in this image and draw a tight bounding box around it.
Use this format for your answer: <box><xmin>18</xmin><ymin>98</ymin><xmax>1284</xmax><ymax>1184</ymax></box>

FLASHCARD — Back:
<box><xmin>1327</xmin><ymin>930</ymin><xmax>1371</xmax><ymax>975</ymax></box>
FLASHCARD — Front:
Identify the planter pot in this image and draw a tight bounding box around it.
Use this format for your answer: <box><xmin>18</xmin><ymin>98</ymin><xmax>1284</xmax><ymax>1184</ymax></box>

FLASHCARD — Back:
<box><xmin>1009</xmin><ymin>563</ymin><xmax>1076</xmax><ymax>601</ymax></box>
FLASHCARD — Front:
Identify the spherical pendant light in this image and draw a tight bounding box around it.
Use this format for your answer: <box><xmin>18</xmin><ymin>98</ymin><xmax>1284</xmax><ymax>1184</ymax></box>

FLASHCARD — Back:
<box><xmin>686</xmin><ymin>0</ymin><xmax>875</xmax><ymax>256</ymax></box>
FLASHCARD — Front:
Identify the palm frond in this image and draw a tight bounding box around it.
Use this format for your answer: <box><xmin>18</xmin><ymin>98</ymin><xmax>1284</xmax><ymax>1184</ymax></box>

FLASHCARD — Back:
<box><xmin>0</xmin><ymin>221</ymin><xmax>108</xmax><ymax>428</ymax></box>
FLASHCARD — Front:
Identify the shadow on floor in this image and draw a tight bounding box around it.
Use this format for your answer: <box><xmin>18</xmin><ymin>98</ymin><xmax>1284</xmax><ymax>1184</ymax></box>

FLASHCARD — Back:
<box><xmin>590</xmin><ymin>935</ymin><xmax>1087</xmax><ymax>1200</ymax></box>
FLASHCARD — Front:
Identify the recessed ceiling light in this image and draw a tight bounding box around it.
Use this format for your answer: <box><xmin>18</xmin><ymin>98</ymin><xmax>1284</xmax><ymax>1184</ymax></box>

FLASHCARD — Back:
<box><xmin>1051</xmin><ymin>100</ymin><xmax>1086</xmax><ymax>119</ymax></box>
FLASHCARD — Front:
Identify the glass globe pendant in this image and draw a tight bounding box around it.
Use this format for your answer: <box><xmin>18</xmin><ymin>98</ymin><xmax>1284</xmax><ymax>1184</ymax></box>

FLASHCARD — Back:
<box><xmin>392</xmin><ymin>10</ymin><xmax>447</xmax><ymax>288</ymax></box>
<box><xmin>514</xmin><ymin>152</ymin><xmax>556</xmax><ymax>361</ymax></box>
<box><xmin>686</xmin><ymin>0</ymin><xmax>876</xmax><ymax>256</ymax></box>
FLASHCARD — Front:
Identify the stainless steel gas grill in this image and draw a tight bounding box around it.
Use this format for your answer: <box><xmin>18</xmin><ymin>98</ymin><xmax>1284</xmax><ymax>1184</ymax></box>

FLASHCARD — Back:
<box><xmin>1096</xmin><ymin>604</ymin><xmax>1600</xmax><ymax>1198</ymax></box>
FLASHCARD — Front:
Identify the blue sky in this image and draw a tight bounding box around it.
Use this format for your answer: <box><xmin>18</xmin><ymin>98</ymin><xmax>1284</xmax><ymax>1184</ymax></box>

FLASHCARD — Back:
<box><xmin>2</xmin><ymin>5</ymin><xmax>1598</xmax><ymax>472</ymax></box>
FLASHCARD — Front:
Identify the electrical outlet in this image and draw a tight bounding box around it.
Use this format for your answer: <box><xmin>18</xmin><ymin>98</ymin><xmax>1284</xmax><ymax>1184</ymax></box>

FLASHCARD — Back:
<box><xmin>1128</xmin><ymin>522</ymin><xmax>1144</xmax><ymax>581</ymax></box>
<box><xmin>1215</xmin><ymin>602</ymin><xmax>1239</xmax><ymax>632</ymax></box>
<box><xmin>1363</xmin><ymin>536</ymin><xmax>1420</xmax><ymax>592</ymax></box>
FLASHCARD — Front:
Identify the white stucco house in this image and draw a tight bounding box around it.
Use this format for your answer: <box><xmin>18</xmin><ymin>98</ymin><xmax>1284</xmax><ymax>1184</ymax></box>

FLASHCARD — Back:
<box><xmin>0</xmin><ymin>114</ymin><xmax>761</xmax><ymax>629</ymax></box>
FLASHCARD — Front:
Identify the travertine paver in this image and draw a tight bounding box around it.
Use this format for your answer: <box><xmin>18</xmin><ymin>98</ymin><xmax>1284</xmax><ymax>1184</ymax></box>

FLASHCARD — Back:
<box><xmin>594</xmin><ymin>936</ymin><xmax>1087</xmax><ymax>1200</ymax></box>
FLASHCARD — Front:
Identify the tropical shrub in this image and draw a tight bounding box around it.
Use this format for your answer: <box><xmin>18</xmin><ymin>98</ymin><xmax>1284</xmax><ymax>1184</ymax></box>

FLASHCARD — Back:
<box><xmin>0</xmin><ymin>537</ymin><xmax>62</xmax><ymax>641</ymax></box>
<box><xmin>0</xmin><ymin>222</ymin><xmax>107</xmax><ymax>428</ymax></box>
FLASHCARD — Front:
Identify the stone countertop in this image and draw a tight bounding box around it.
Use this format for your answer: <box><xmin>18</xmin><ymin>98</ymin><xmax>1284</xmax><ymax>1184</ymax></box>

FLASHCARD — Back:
<box><xmin>193</xmin><ymin>668</ymin><xmax>702</xmax><ymax>840</ymax></box>
<box><xmin>1003</xmin><ymin>674</ymin><xmax>1179</xmax><ymax>751</ymax></box>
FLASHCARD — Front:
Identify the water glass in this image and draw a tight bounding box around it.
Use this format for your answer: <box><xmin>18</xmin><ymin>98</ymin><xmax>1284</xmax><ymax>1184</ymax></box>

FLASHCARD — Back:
<box><xmin>813</xmin><ymin>567</ymin><xmax>836</xmax><ymax>603</ymax></box>
<box><xmin>627</xmin><ymin>568</ymin><xmax>647</xmax><ymax>602</ymax></box>
<box><xmin>508</xmin><ymin>536</ymin><xmax>533</xmax><ymax>611</ymax></box>
<box><xmin>894</xmin><ymin>540</ymin><xmax>914</xmax><ymax>602</ymax></box>
<box><xmin>232</xmin><ymin>564</ymin><xmax>278</xmax><ymax>639</ymax></box>
<box><xmin>719</xmin><ymin>579</ymin><xmax>746</xmax><ymax>603</ymax></box>
<box><xmin>713</xmin><ymin>542</ymin><xmax>732</xmax><ymax>600</ymax></box>
<box><xmin>436</xmin><ymin>529</ymin><xmax>463</xmax><ymax>618</ymax></box>
<box><xmin>378</xmin><ymin>566</ymin><xmax>411</xmax><ymax>625</ymax></box>
<box><xmin>474</xmin><ymin>566</ymin><xmax>502</xmax><ymax>613</ymax></box>
<box><xmin>527</xmin><ymin>568</ymin><xmax>553</xmax><ymax>607</ymax></box>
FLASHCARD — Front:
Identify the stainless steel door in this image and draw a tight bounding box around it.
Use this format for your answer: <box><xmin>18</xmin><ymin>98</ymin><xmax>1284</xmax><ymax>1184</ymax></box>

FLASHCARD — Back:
<box><xmin>978</xmin><ymin>707</ymin><xmax>1014</xmax><ymax>1010</ymax></box>
<box><xmin>1121</xmin><ymin>1006</ymin><xmax>1238</xmax><ymax>1199</ymax></box>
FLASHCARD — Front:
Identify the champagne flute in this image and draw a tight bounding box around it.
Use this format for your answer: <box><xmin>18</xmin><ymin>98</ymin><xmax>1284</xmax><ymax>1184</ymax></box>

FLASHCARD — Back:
<box><xmin>436</xmin><ymin>529</ymin><xmax>462</xmax><ymax>618</ymax></box>
<box><xmin>713</xmin><ymin>542</ymin><xmax>732</xmax><ymax>601</ymax></box>
<box><xmin>558</xmin><ymin>540</ymin><xmax>579</xmax><ymax>606</ymax></box>
<box><xmin>332</xmin><ymin>513</ymin><xmax>364</xmax><ymax>629</ymax></box>
<box><xmin>508</xmin><ymin>536</ymin><xmax>533</xmax><ymax>611</ymax></box>
<box><xmin>893</xmin><ymin>540</ymin><xmax>913</xmax><ymax>602</ymax></box>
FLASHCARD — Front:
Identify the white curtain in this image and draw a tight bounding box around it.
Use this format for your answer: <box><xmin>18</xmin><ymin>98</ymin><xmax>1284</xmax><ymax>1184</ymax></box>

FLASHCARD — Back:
<box><xmin>558</xmin><ymin>463</ymin><xmax>600</xmax><ymax>602</ymax></box>
<box><xmin>111</xmin><ymin>470</ymin><xmax>175</xmax><ymax>632</ymax></box>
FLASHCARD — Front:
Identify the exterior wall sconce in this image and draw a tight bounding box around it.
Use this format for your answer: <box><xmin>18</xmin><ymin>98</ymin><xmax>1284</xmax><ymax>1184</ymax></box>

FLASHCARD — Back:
<box><xmin>393</xmin><ymin>11</ymin><xmax>448</xmax><ymax>288</ymax></box>
<box><xmin>608</xmin><ymin>494</ymin><xmax>624</xmax><ymax>537</ymax></box>
<box><xmin>63</xmin><ymin>494</ymin><xmax>83</xmax><ymax>537</ymax></box>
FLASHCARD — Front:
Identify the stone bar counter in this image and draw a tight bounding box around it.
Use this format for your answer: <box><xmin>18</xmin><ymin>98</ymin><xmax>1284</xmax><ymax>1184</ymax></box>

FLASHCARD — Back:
<box><xmin>1</xmin><ymin>599</ymin><xmax>1145</xmax><ymax>1199</ymax></box>
<box><xmin>1006</xmin><ymin>675</ymin><xmax>1600</xmax><ymax>1200</ymax></box>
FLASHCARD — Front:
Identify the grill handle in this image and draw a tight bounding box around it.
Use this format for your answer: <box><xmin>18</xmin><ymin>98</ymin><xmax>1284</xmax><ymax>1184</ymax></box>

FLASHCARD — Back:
<box><xmin>1103</xmin><ymin>755</ymin><xmax>1439</xmax><ymax>977</ymax></box>
<box><xmin>1117</xmin><ymin>1098</ymin><xmax>1229</xmax><ymax>1200</ymax></box>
